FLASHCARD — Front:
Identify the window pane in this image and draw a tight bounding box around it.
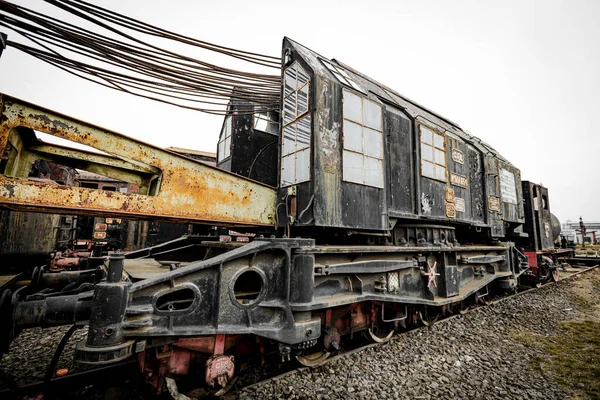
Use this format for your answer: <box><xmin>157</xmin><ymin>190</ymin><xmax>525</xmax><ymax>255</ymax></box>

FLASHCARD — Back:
<box><xmin>282</xmin><ymin>124</ymin><xmax>296</xmax><ymax>156</ymax></box>
<box><xmin>343</xmin><ymin>90</ymin><xmax>362</xmax><ymax>122</ymax></box>
<box><xmin>422</xmin><ymin>160</ymin><xmax>434</xmax><ymax>178</ymax></box>
<box><xmin>224</xmin><ymin>136</ymin><xmax>231</xmax><ymax>159</ymax></box>
<box><xmin>364</xmin><ymin>128</ymin><xmax>383</xmax><ymax>158</ymax></box>
<box><xmin>337</xmin><ymin>67</ymin><xmax>351</xmax><ymax>80</ymax></box>
<box><xmin>254</xmin><ymin>115</ymin><xmax>268</xmax><ymax>131</ymax></box>
<box><xmin>297</xmin><ymin>65</ymin><xmax>309</xmax><ymax>86</ymax></box>
<box><xmin>434</xmin><ymin>148</ymin><xmax>445</xmax><ymax>165</ymax></box>
<box><xmin>218</xmin><ymin>141</ymin><xmax>225</xmax><ymax>162</ymax></box>
<box><xmin>297</xmin><ymin>116</ymin><xmax>311</xmax><ymax>150</ymax></box>
<box><xmin>365</xmin><ymin>156</ymin><xmax>383</xmax><ymax>188</ymax></box>
<box><xmin>348</xmin><ymin>80</ymin><xmax>363</xmax><ymax>92</ymax></box>
<box><xmin>421</xmin><ymin>143</ymin><xmax>433</xmax><ymax>162</ymax></box>
<box><xmin>284</xmin><ymin>65</ymin><xmax>297</xmax><ymax>96</ymax></box>
<box><xmin>421</xmin><ymin>126</ymin><xmax>433</xmax><ymax>145</ymax></box>
<box><xmin>343</xmin><ymin>150</ymin><xmax>364</xmax><ymax>184</ymax></box>
<box><xmin>221</xmin><ymin>116</ymin><xmax>231</xmax><ymax>140</ymax></box>
<box><xmin>334</xmin><ymin>71</ymin><xmax>349</xmax><ymax>85</ymax></box>
<box><xmin>296</xmin><ymin>148</ymin><xmax>310</xmax><ymax>183</ymax></box>
<box><xmin>337</xmin><ymin>68</ymin><xmax>361</xmax><ymax>90</ymax></box>
<box><xmin>322</xmin><ymin>59</ymin><xmax>346</xmax><ymax>85</ymax></box>
<box><xmin>298</xmin><ymin>83</ymin><xmax>309</xmax><ymax>115</ymax></box>
<box><xmin>344</xmin><ymin>121</ymin><xmax>363</xmax><ymax>153</ymax></box>
<box><xmin>266</xmin><ymin>121</ymin><xmax>279</xmax><ymax>135</ymax></box>
<box><xmin>281</xmin><ymin>154</ymin><xmax>295</xmax><ymax>186</ymax></box>
<box><xmin>500</xmin><ymin>168</ymin><xmax>517</xmax><ymax>204</ymax></box>
<box><xmin>363</xmin><ymin>99</ymin><xmax>382</xmax><ymax>130</ymax></box>
<box><xmin>435</xmin><ymin>165</ymin><xmax>446</xmax><ymax>181</ymax></box>
<box><xmin>434</xmin><ymin>133</ymin><xmax>445</xmax><ymax>149</ymax></box>
<box><xmin>332</xmin><ymin>65</ymin><xmax>349</xmax><ymax>85</ymax></box>
<box><xmin>283</xmin><ymin>93</ymin><xmax>296</xmax><ymax>125</ymax></box>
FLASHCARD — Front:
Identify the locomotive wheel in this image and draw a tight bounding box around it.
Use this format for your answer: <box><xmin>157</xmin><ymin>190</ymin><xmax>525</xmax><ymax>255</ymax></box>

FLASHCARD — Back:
<box><xmin>366</xmin><ymin>327</ymin><xmax>394</xmax><ymax>343</ymax></box>
<box><xmin>166</xmin><ymin>375</ymin><xmax>239</xmax><ymax>399</ymax></box>
<box><xmin>296</xmin><ymin>350</ymin><xmax>331</xmax><ymax>367</ymax></box>
<box><xmin>539</xmin><ymin>256</ymin><xmax>556</xmax><ymax>283</ymax></box>
<box><xmin>417</xmin><ymin>310</ymin><xmax>440</xmax><ymax>327</ymax></box>
<box><xmin>552</xmin><ymin>268</ymin><xmax>559</xmax><ymax>282</ymax></box>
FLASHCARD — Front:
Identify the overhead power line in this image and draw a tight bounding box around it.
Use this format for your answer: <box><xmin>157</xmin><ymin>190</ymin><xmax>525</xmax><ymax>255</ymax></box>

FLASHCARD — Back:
<box><xmin>0</xmin><ymin>0</ymin><xmax>282</xmax><ymax>115</ymax></box>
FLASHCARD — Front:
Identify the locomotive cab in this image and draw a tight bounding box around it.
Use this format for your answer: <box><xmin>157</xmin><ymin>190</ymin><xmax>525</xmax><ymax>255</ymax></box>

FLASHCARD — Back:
<box><xmin>219</xmin><ymin>38</ymin><xmax>527</xmax><ymax>246</ymax></box>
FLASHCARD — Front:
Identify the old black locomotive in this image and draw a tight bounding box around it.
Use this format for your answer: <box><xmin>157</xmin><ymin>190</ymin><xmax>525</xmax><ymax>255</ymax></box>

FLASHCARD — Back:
<box><xmin>0</xmin><ymin>35</ymin><xmax>568</xmax><ymax>394</ymax></box>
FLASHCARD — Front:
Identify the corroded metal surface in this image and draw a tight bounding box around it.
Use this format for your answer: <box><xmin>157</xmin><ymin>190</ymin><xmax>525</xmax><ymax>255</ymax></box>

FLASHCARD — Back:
<box><xmin>0</xmin><ymin>210</ymin><xmax>60</xmax><ymax>256</ymax></box>
<box><xmin>0</xmin><ymin>95</ymin><xmax>276</xmax><ymax>226</ymax></box>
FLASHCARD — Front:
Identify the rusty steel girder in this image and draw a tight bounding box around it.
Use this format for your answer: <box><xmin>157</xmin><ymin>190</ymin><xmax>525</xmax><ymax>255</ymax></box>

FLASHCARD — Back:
<box><xmin>0</xmin><ymin>94</ymin><xmax>276</xmax><ymax>226</ymax></box>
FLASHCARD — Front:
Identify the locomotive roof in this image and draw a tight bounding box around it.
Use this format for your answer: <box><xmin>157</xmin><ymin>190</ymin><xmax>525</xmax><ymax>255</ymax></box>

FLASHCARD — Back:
<box><xmin>284</xmin><ymin>37</ymin><xmax>509</xmax><ymax>162</ymax></box>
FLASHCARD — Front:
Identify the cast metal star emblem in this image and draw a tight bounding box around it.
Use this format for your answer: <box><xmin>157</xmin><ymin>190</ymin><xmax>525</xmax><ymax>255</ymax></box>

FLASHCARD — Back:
<box><xmin>423</xmin><ymin>261</ymin><xmax>440</xmax><ymax>289</ymax></box>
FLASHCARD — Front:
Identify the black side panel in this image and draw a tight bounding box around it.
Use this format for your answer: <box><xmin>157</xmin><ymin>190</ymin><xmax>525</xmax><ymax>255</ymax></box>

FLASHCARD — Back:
<box><xmin>385</xmin><ymin>106</ymin><xmax>414</xmax><ymax>217</ymax></box>
<box><xmin>445</xmin><ymin>135</ymin><xmax>470</xmax><ymax>221</ymax></box>
<box><xmin>418</xmin><ymin>176</ymin><xmax>446</xmax><ymax>218</ymax></box>
<box><xmin>467</xmin><ymin>146</ymin><xmax>485</xmax><ymax>223</ymax></box>
<box><xmin>341</xmin><ymin>184</ymin><xmax>386</xmax><ymax>229</ymax></box>
<box><xmin>484</xmin><ymin>154</ymin><xmax>504</xmax><ymax>237</ymax></box>
<box><xmin>233</xmin><ymin>127</ymin><xmax>278</xmax><ymax>187</ymax></box>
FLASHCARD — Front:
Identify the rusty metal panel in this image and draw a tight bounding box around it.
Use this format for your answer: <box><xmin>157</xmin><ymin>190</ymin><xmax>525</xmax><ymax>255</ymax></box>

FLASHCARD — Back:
<box><xmin>0</xmin><ymin>209</ymin><xmax>60</xmax><ymax>256</ymax></box>
<box><xmin>0</xmin><ymin>95</ymin><xmax>276</xmax><ymax>226</ymax></box>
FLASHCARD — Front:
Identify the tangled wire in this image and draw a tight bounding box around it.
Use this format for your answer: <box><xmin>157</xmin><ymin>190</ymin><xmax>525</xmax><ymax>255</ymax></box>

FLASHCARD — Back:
<box><xmin>0</xmin><ymin>0</ymin><xmax>282</xmax><ymax>115</ymax></box>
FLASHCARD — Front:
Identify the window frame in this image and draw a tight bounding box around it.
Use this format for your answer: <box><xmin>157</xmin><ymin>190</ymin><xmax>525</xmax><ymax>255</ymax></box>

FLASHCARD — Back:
<box><xmin>253</xmin><ymin>112</ymin><xmax>279</xmax><ymax>136</ymax></box>
<box><xmin>341</xmin><ymin>89</ymin><xmax>384</xmax><ymax>189</ymax></box>
<box><xmin>419</xmin><ymin>123</ymin><xmax>447</xmax><ymax>182</ymax></box>
<box><xmin>280</xmin><ymin>62</ymin><xmax>311</xmax><ymax>187</ymax></box>
<box><xmin>217</xmin><ymin>116</ymin><xmax>232</xmax><ymax>163</ymax></box>
<box><xmin>283</xmin><ymin>61</ymin><xmax>310</xmax><ymax>124</ymax></box>
<box><xmin>320</xmin><ymin>58</ymin><xmax>364</xmax><ymax>93</ymax></box>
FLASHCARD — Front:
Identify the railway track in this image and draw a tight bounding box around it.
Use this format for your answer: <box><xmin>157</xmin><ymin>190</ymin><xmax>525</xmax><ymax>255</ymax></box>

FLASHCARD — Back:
<box><xmin>0</xmin><ymin>264</ymin><xmax>597</xmax><ymax>400</ymax></box>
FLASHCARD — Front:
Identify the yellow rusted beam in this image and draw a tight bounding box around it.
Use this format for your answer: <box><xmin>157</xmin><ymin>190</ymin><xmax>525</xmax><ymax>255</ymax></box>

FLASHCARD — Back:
<box><xmin>29</xmin><ymin>143</ymin><xmax>160</xmax><ymax>175</ymax></box>
<box><xmin>0</xmin><ymin>94</ymin><xmax>276</xmax><ymax>226</ymax></box>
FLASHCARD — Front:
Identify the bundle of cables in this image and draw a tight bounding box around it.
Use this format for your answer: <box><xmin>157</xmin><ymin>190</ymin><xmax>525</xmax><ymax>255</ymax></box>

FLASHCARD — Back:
<box><xmin>0</xmin><ymin>0</ymin><xmax>282</xmax><ymax>115</ymax></box>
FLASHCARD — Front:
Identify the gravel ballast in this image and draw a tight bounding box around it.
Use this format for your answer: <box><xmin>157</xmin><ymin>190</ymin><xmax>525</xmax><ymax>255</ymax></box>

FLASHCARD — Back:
<box><xmin>235</xmin><ymin>271</ymin><xmax>598</xmax><ymax>400</ymax></box>
<box><xmin>1</xmin><ymin>325</ymin><xmax>89</xmax><ymax>385</ymax></box>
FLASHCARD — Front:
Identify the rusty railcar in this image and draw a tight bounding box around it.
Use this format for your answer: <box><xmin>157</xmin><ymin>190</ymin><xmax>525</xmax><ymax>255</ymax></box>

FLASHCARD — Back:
<box><xmin>0</xmin><ymin>151</ymin><xmax>217</xmax><ymax>269</ymax></box>
<box><xmin>0</xmin><ymin>38</ymin><xmax>569</xmax><ymax>394</ymax></box>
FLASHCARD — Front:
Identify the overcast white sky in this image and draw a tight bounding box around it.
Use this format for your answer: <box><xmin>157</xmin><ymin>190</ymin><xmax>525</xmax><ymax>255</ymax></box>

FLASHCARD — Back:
<box><xmin>0</xmin><ymin>0</ymin><xmax>598</xmax><ymax>225</ymax></box>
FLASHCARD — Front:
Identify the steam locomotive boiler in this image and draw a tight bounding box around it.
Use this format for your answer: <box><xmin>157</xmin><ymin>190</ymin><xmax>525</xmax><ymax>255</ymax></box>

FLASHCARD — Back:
<box><xmin>0</xmin><ymin>38</ymin><xmax>564</xmax><ymax>393</ymax></box>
